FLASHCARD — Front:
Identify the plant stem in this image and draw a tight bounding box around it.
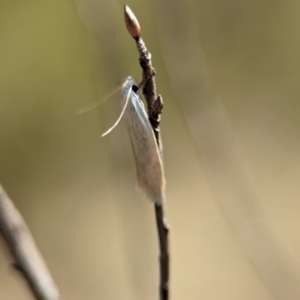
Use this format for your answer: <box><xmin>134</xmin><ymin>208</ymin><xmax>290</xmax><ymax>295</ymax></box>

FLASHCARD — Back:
<box><xmin>155</xmin><ymin>204</ymin><xmax>170</xmax><ymax>300</ymax></box>
<box><xmin>0</xmin><ymin>185</ymin><xmax>60</xmax><ymax>300</ymax></box>
<box><xmin>124</xmin><ymin>6</ymin><xmax>170</xmax><ymax>300</ymax></box>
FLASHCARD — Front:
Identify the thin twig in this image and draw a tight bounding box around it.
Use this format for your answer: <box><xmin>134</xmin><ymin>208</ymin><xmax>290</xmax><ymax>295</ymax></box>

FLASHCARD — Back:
<box><xmin>0</xmin><ymin>185</ymin><xmax>60</xmax><ymax>300</ymax></box>
<box><xmin>124</xmin><ymin>5</ymin><xmax>164</xmax><ymax>150</ymax></box>
<box><xmin>155</xmin><ymin>204</ymin><xmax>170</xmax><ymax>300</ymax></box>
<box><xmin>124</xmin><ymin>5</ymin><xmax>170</xmax><ymax>300</ymax></box>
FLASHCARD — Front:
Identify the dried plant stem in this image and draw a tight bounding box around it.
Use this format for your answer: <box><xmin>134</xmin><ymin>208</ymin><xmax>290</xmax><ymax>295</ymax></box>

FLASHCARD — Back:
<box><xmin>124</xmin><ymin>5</ymin><xmax>163</xmax><ymax>150</ymax></box>
<box><xmin>0</xmin><ymin>185</ymin><xmax>60</xmax><ymax>300</ymax></box>
<box><xmin>124</xmin><ymin>5</ymin><xmax>170</xmax><ymax>300</ymax></box>
<box><xmin>155</xmin><ymin>204</ymin><xmax>170</xmax><ymax>300</ymax></box>
<box><xmin>139</xmin><ymin>33</ymin><xmax>170</xmax><ymax>299</ymax></box>
<box><xmin>135</xmin><ymin>37</ymin><xmax>164</xmax><ymax>150</ymax></box>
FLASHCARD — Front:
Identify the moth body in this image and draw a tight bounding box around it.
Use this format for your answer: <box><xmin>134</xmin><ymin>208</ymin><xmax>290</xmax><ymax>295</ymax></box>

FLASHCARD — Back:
<box><xmin>121</xmin><ymin>77</ymin><xmax>165</xmax><ymax>205</ymax></box>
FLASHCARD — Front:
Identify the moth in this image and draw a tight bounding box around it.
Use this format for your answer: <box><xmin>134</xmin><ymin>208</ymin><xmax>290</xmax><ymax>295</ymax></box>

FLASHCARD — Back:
<box><xmin>102</xmin><ymin>77</ymin><xmax>165</xmax><ymax>205</ymax></box>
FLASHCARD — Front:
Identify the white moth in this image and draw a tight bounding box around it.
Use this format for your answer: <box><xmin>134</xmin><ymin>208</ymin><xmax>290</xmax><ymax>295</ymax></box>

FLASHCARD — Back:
<box><xmin>102</xmin><ymin>76</ymin><xmax>165</xmax><ymax>205</ymax></box>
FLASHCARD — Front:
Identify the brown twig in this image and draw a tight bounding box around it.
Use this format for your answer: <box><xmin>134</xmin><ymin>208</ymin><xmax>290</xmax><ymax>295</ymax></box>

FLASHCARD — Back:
<box><xmin>124</xmin><ymin>5</ymin><xmax>170</xmax><ymax>300</ymax></box>
<box><xmin>0</xmin><ymin>185</ymin><xmax>60</xmax><ymax>300</ymax></box>
<box><xmin>124</xmin><ymin>5</ymin><xmax>164</xmax><ymax>150</ymax></box>
<box><xmin>155</xmin><ymin>204</ymin><xmax>170</xmax><ymax>300</ymax></box>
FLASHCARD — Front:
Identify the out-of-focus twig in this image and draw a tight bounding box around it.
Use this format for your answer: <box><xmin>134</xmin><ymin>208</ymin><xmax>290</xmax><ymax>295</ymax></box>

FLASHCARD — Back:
<box><xmin>0</xmin><ymin>185</ymin><xmax>60</xmax><ymax>300</ymax></box>
<box><xmin>124</xmin><ymin>6</ymin><xmax>170</xmax><ymax>300</ymax></box>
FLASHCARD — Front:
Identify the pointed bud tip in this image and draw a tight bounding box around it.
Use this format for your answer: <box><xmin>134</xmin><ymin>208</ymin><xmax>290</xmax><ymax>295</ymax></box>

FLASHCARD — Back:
<box><xmin>124</xmin><ymin>5</ymin><xmax>141</xmax><ymax>39</ymax></box>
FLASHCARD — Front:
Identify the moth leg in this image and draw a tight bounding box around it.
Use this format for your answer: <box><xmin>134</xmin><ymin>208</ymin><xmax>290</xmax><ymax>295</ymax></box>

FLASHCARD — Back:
<box><xmin>137</xmin><ymin>68</ymin><xmax>156</xmax><ymax>90</ymax></box>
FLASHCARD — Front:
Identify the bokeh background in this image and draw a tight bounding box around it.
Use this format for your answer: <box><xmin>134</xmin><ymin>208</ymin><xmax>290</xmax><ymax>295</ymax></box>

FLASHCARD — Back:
<box><xmin>1</xmin><ymin>0</ymin><xmax>300</xmax><ymax>299</ymax></box>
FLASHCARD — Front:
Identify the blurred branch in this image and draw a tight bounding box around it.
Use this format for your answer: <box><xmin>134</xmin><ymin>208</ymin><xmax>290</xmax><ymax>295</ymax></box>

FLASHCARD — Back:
<box><xmin>151</xmin><ymin>1</ymin><xmax>300</xmax><ymax>300</ymax></box>
<box><xmin>0</xmin><ymin>185</ymin><xmax>60</xmax><ymax>300</ymax></box>
<box><xmin>124</xmin><ymin>6</ymin><xmax>169</xmax><ymax>300</ymax></box>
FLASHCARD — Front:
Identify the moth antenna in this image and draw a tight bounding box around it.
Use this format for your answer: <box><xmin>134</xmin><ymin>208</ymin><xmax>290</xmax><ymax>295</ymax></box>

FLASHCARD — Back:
<box><xmin>101</xmin><ymin>85</ymin><xmax>132</xmax><ymax>137</ymax></box>
<box><xmin>77</xmin><ymin>83</ymin><xmax>123</xmax><ymax>115</ymax></box>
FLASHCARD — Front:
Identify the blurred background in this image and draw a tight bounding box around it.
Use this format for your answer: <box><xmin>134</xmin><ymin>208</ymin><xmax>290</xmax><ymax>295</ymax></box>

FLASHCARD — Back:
<box><xmin>1</xmin><ymin>0</ymin><xmax>300</xmax><ymax>299</ymax></box>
